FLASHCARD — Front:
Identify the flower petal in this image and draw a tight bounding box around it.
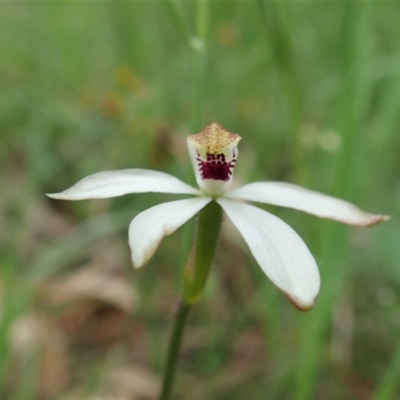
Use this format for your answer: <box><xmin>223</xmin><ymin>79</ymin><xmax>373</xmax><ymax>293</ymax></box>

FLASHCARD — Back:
<box><xmin>227</xmin><ymin>182</ymin><xmax>389</xmax><ymax>227</ymax></box>
<box><xmin>129</xmin><ymin>197</ymin><xmax>211</xmax><ymax>268</ymax></box>
<box><xmin>217</xmin><ymin>198</ymin><xmax>320</xmax><ymax>310</ymax></box>
<box><xmin>47</xmin><ymin>169</ymin><xmax>200</xmax><ymax>200</ymax></box>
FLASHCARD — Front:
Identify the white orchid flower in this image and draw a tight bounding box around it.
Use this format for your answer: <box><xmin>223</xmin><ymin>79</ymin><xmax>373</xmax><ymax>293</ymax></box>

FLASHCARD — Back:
<box><xmin>47</xmin><ymin>122</ymin><xmax>388</xmax><ymax>310</ymax></box>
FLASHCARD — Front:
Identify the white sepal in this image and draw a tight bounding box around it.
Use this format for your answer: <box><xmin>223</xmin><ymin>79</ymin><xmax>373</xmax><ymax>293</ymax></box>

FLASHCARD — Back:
<box><xmin>227</xmin><ymin>182</ymin><xmax>389</xmax><ymax>227</ymax></box>
<box><xmin>129</xmin><ymin>197</ymin><xmax>211</xmax><ymax>268</ymax></box>
<box><xmin>217</xmin><ymin>198</ymin><xmax>320</xmax><ymax>310</ymax></box>
<box><xmin>47</xmin><ymin>169</ymin><xmax>200</xmax><ymax>200</ymax></box>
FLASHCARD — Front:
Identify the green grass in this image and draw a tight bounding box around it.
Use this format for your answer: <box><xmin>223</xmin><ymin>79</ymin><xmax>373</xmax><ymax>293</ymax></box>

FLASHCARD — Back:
<box><xmin>1</xmin><ymin>1</ymin><xmax>399</xmax><ymax>399</ymax></box>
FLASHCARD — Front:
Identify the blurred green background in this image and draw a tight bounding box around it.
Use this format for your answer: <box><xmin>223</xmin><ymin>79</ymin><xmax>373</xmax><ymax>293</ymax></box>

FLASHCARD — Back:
<box><xmin>1</xmin><ymin>1</ymin><xmax>399</xmax><ymax>399</ymax></box>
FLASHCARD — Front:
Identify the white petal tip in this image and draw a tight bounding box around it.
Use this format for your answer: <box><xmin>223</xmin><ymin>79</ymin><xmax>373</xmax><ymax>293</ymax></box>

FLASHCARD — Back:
<box><xmin>132</xmin><ymin>262</ymin><xmax>145</xmax><ymax>269</ymax></box>
<box><xmin>46</xmin><ymin>191</ymin><xmax>83</xmax><ymax>200</ymax></box>
<box><xmin>46</xmin><ymin>192</ymin><xmax>66</xmax><ymax>200</ymax></box>
<box><xmin>367</xmin><ymin>214</ymin><xmax>390</xmax><ymax>226</ymax></box>
<box><xmin>131</xmin><ymin>252</ymin><xmax>150</xmax><ymax>269</ymax></box>
<box><xmin>285</xmin><ymin>293</ymin><xmax>318</xmax><ymax>311</ymax></box>
<box><xmin>351</xmin><ymin>213</ymin><xmax>390</xmax><ymax>227</ymax></box>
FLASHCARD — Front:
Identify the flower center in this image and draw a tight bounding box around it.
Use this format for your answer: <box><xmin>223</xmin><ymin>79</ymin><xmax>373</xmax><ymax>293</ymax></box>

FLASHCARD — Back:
<box><xmin>187</xmin><ymin>122</ymin><xmax>241</xmax><ymax>196</ymax></box>
<box><xmin>196</xmin><ymin>150</ymin><xmax>237</xmax><ymax>182</ymax></box>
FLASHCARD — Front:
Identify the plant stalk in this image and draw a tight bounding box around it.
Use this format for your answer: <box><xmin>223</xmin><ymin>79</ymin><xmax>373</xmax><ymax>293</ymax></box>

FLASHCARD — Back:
<box><xmin>158</xmin><ymin>299</ymin><xmax>191</xmax><ymax>400</ymax></box>
<box><xmin>158</xmin><ymin>201</ymin><xmax>223</xmax><ymax>400</ymax></box>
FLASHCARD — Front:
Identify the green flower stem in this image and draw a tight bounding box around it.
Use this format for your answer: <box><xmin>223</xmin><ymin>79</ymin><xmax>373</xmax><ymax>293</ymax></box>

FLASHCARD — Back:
<box><xmin>158</xmin><ymin>201</ymin><xmax>223</xmax><ymax>400</ymax></box>
<box><xmin>158</xmin><ymin>299</ymin><xmax>191</xmax><ymax>400</ymax></box>
<box><xmin>184</xmin><ymin>200</ymin><xmax>223</xmax><ymax>304</ymax></box>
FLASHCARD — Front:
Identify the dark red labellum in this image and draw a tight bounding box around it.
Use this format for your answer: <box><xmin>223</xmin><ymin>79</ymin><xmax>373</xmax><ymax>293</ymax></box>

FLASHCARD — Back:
<box><xmin>196</xmin><ymin>151</ymin><xmax>236</xmax><ymax>181</ymax></box>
